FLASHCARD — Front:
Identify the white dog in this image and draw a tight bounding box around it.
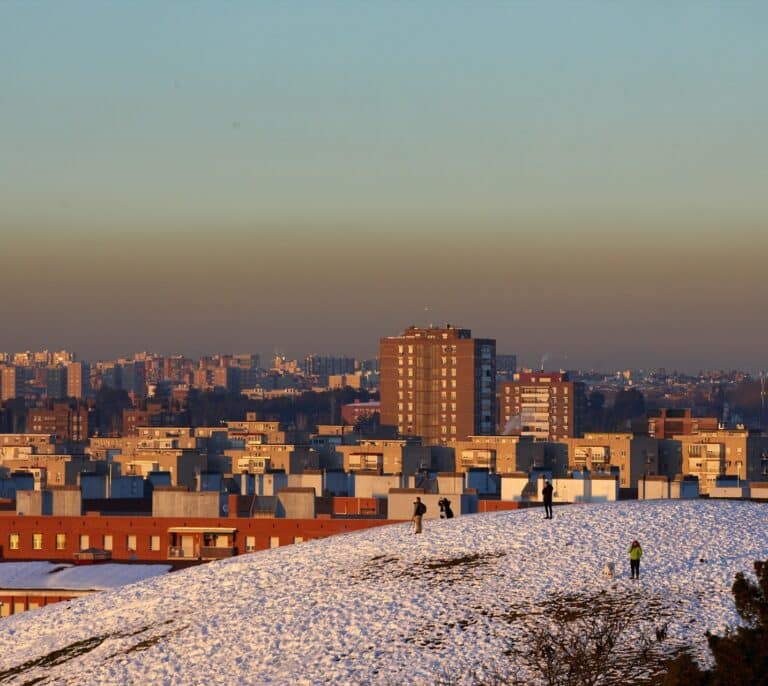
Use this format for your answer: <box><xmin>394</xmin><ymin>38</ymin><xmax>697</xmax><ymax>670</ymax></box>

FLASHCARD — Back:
<box><xmin>602</xmin><ymin>562</ymin><xmax>616</xmax><ymax>580</ymax></box>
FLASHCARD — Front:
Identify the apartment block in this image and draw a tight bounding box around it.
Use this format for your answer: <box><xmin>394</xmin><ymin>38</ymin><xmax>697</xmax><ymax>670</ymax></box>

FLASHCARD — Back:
<box><xmin>668</xmin><ymin>429</ymin><xmax>768</xmax><ymax>495</ymax></box>
<box><xmin>449</xmin><ymin>435</ymin><xmax>546</xmax><ymax>474</ymax></box>
<box><xmin>65</xmin><ymin>362</ymin><xmax>90</xmax><ymax>399</ymax></box>
<box><xmin>225</xmin><ymin>415</ymin><xmax>288</xmax><ymax>445</ymax></box>
<box><xmin>226</xmin><ymin>444</ymin><xmax>319</xmax><ymax>475</ymax></box>
<box><xmin>498</xmin><ymin>372</ymin><xmax>585</xmax><ymax>440</ymax></box>
<box><xmin>562</xmin><ymin>433</ymin><xmax>658</xmax><ymax>489</ymax></box>
<box><xmin>337</xmin><ymin>439</ymin><xmax>431</xmax><ymax>475</ymax></box>
<box><xmin>1</xmin><ymin>366</ymin><xmax>24</xmax><ymax>401</ymax></box>
<box><xmin>380</xmin><ymin>325</ymin><xmax>495</xmax><ymax>446</ymax></box>
<box><xmin>646</xmin><ymin>408</ymin><xmax>719</xmax><ymax>439</ymax></box>
<box><xmin>27</xmin><ymin>403</ymin><xmax>89</xmax><ymax>443</ymax></box>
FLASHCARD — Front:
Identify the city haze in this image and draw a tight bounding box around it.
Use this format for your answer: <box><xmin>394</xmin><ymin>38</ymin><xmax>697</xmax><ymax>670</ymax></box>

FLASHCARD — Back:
<box><xmin>2</xmin><ymin>2</ymin><xmax>767</xmax><ymax>370</ymax></box>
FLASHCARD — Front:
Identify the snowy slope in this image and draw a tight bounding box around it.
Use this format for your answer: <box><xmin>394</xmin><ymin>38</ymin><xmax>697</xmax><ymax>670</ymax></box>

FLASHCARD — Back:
<box><xmin>1</xmin><ymin>500</ymin><xmax>767</xmax><ymax>685</ymax></box>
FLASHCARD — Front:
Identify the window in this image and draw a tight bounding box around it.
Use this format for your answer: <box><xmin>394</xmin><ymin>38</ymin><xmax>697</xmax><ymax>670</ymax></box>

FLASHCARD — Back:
<box><xmin>103</xmin><ymin>535</ymin><xmax>113</xmax><ymax>551</ymax></box>
<box><xmin>126</xmin><ymin>535</ymin><xmax>137</xmax><ymax>551</ymax></box>
<box><xmin>246</xmin><ymin>536</ymin><xmax>256</xmax><ymax>551</ymax></box>
<box><xmin>293</xmin><ymin>536</ymin><xmax>304</xmax><ymax>544</ymax></box>
<box><xmin>150</xmin><ymin>535</ymin><xmax>160</xmax><ymax>551</ymax></box>
<box><xmin>56</xmin><ymin>533</ymin><xmax>66</xmax><ymax>550</ymax></box>
<box><xmin>269</xmin><ymin>536</ymin><xmax>280</xmax><ymax>549</ymax></box>
<box><xmin>79</xmin><ymin>534</ymin><xmax>89</xmax><ymax>550</ymax></box>
<box><xmin>33</xmin><ymin>533</ymin><xmax>43</xmax><ymax>550</ymax></box>
<box><xmin>9</xmin><ymin>533</ymin><xmax>20</xmax><ymax>550</ymax></box>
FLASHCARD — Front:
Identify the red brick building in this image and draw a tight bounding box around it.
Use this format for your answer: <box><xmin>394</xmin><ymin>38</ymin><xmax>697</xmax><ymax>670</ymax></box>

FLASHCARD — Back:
<box><xmin>27</xmin><ymin>403</ymin><xmax>89</xmax><ymax>443</ymax></box>
<box><xmin>498</xmin><ymin>372</ymin><xmax>585</xmax><ymax>441</ymax></box>
<box><xmin>646</xmin><ymin>408</ymin><xmax>719</xmax><ymax>439</ymax></box>
<box><xmin>380</xmin><ymin>325</ymin><xmax>495</xmax><ymax>446</ymax></box>
<box><xmin>0</xmin><ymin>505</ymin><xmax>393</xmax><ymax>564</ymax></box>
<box><xmin>341</xmin><ymin>401</ymin><xmax>381</xmax><ymax>426</ymax></box>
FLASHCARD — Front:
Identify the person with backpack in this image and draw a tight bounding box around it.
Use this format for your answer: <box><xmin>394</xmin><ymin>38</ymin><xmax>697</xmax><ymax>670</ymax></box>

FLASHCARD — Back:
<box><xmin>412</xmin><ymin>497</ymin><xmax>426</xmax><ymax>534</ymax></box>
<box><xmin>438</xmin><ymin>497</ymin><xmax>454</xmax><ymax>519</ymax></box>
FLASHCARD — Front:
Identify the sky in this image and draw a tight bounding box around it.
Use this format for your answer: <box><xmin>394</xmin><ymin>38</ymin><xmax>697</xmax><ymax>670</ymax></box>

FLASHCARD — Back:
<box><xmin>1</xmin><ymin>2</ymin><xmax>767</xmax><ymax>371</ymax></box>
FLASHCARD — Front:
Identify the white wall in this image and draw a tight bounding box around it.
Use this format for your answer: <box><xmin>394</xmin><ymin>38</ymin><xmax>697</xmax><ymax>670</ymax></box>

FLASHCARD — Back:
<box><xmin>709</xmin><ymin>485</ymin><xmax>749</xmax><ymax>499</ymax></box>
<box><xmin>549</xmin><ymin>478</ymin><xmax>589</xmax><ymax>503</ymax></box>
<box><xmin>589</xmin><ymin>479</ymin><xmax>618</xmax><ymax>502</ymax></box>
<box><xmin>354</xmin><ymin>474</ymin><xmax>402</xmax><ymax>499</ymax></box>
<box><xmin>500</xmin><ymin>476</ymin><xmax>530</xmax><ymax>502</ymax></box>
<box><xmin>638</xmin><ymin>479</ymin><xmax>669</xmax><ymax>500</ymax></box>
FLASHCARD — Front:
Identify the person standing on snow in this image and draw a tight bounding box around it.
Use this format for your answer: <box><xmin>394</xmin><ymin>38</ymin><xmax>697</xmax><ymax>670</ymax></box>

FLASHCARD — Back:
<box><xmin>628</xmin><ymin>540</ymin><xmax>643</xmax><ymax>579</ymax></box>
<box><xmin>542</xmin><ymin>480</ymin><xmax>554</xmax><ymax>519</ymax></box>
<box><xmin>438</xmin><ymin>497</ymin><xmax>454</xmax><ymax>519</ymax></box>
<box><xmin>412</xmin><ymin>497</ymin><xmax>426</xmax><ymax>534</ymax></box>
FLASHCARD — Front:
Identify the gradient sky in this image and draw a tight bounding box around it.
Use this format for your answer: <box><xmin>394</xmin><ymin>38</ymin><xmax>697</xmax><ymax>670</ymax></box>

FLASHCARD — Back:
<box><xmin>1</xmin><ymin>2</ymin><xmax>767</xmax><ymax>371</ymax></box>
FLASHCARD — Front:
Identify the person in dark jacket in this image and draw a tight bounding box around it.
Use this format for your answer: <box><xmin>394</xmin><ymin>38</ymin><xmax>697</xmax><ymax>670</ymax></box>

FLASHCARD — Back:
<box><xmin>438</xmin><ymin>497</ymin><xmax>454</xmax><ymax>519</ymax></box>
<box><xmin>542</xmin><ymin>480</ymin><xmax>554</xmax><ymax>519</ymax></box>
<box><xmin>412</xmin><ymin>497</ymin><xmax>426</xmax><ymax>534</ymax></box>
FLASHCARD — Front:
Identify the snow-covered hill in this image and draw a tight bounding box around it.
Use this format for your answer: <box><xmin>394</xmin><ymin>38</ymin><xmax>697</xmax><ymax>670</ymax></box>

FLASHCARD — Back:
<box><xmin>1</xmin><ymin>500</ymin><xmax>767</xmax><ymax>685</ymax></box>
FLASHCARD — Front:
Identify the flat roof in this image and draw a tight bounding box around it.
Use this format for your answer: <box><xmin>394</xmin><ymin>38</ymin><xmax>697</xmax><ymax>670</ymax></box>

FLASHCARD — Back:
<box><xmin>0</xmin><ymin>562</ymin><xmax>170</xmax><ymax>592</ymax></box>
<box><xmin>167</xmin><ymin>526</ymin><xmax>236</xmax><ymax>534</ymax></box>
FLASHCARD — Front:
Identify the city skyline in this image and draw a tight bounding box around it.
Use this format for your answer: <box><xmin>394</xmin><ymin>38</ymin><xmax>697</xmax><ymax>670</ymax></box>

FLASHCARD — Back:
<box><xmin>2</xmin><ymin>3</ymin><xmax>767</xmax><ymax>370</ymax></box>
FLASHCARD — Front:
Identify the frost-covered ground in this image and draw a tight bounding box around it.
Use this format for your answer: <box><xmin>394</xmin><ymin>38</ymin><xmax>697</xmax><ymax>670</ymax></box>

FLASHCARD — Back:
<box><xmin>1</xmin><ymin>500</ymin><xmax>766</xmax><ymax>685</ymax></box>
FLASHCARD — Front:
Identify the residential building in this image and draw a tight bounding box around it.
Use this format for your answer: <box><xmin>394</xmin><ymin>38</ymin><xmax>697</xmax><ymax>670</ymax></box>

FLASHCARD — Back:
<box><xmin>449</xmin><ymin>435</ymin><xmax>546</xmax><ymax>474</ymax></box>
<box><xmin>224</xmin><ymin>415</ymin><xmax>289</xmax><ymax>445</ymax></box>
<box><xmin>646</xmin><ymin>408</ymin><xmax>719</xmax><ymax>439</ymax></box>
<box><xmin>1</xmin><ymin>366</ymin><xmax>24</xmax><ymax>401</ymax></box>
<box><xmin>66</xmin><ymin>362</ymin><xmax>90</xmax><ymax>399</ymax></box>
<box><xmin>341</xmin><ymin>401</ymin><xmax>381</xmax><ymax>426</ymax></box>
<box><xmin>498</xmin><ymin>372</ymin><xmax>585</xmax><ymax>440</ymax></box>
<box><xmin>304</xmin><ymin>355</ymin><xmax>356</xmax><ymax>383</ymax></box>
<box><xmin>27</xmin><ymin>403</ymin><xmax>89</xmax><ymax>443</ymax></box>
<box><xmin>45</xmin><ymin>366</ymin><xmax>68</xmax><ymax>399</ymax></box>
<box><xmin>380</xmin><ymin>325</ymin><xmax>495</xmax><ymax>446</ymax></box>
<box><xmin>337</xmin><ymin>439</ymin><xmax>431</xmax><ymax>475</ymax></box>
<box><xmin>562</xmin><ymin>433</ymin><xmax>658</xmax><ymax>489</ymax></box>
<box><xmin>669</xmin><ymin>429</ymin><xmax>768</xmax><ymax>495</ymax></box>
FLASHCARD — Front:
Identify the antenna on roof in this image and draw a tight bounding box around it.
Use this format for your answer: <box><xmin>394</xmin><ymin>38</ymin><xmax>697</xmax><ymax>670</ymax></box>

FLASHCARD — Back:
<box><xmin>424</xmin><ymin>305</ymin><xmax>433</xmax><ymax>329</ymax></box>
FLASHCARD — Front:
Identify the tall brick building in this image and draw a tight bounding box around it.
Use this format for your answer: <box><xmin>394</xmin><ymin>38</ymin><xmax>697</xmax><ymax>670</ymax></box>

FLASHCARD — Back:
<box><xmin>380</xmin><ymin>325</ymin><xmax>495</xmax><ymax>446</ymax></box>
<box><xmin>498</xmin><ymin>371</ymin><xmax>585</xmax><ymax>440</ymax></box>
<box><xmin>27</xmin><ymin>403</ymin><xmax>90</xmax><ymax>443</ymax></box>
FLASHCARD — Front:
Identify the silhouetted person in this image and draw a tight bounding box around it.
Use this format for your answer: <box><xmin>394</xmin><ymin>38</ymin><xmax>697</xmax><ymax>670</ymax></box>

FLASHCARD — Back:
<box><xmin>412</xmin><ymin>497</ymin><xmax>426</xmax><ymax>534</ymax></box>
<box><xmin>629</xmin><ymin>540</ymin><xmax>643</xmax><ymax>579</ymax></box>
<box><xmin>542</xmin><ymin>480</ymin><xmax>554</xmax><ymax>519</ymax></box>
<box><xmin>439</xmin><ymin>497</ymin><xmax>454</xmax><ymax>519</ymax></box>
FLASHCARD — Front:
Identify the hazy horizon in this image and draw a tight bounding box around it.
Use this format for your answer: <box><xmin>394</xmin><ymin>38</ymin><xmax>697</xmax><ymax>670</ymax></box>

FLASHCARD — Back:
<box><xmin>2</xmin><ymin>3</ymin><xmax>767</xmax><ymax>371</ymax></box>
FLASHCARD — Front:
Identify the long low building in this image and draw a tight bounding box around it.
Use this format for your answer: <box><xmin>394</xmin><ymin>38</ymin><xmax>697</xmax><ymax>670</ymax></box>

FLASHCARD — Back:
<box><xmin>0</xmin><ymin>561</ymin><xmax>170</xmax><ymax>617</ymax></box>
<box><xmin>0</xmin><ymin>511</ymin><xmax>395</xmax><ymax>563</ymax></box>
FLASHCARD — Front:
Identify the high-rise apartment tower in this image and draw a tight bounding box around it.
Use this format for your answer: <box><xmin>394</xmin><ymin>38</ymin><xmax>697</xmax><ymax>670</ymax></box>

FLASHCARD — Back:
<box><xmin>380</xmin><ymin>325</ymin><xmax>495</xmax><ymax>446</ymax></box>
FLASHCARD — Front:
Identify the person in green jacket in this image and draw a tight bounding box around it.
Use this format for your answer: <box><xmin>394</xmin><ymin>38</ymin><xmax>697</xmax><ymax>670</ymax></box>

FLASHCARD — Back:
<box><xmin>628</xmin><ymin>540</ymin><xmax>643</xmax><ymax>579</ymax></box>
